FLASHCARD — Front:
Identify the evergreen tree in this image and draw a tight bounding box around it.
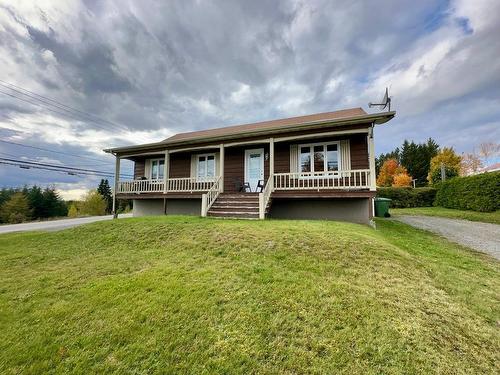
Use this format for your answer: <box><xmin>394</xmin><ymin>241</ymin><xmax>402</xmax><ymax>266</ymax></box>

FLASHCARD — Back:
<box><xmin>27</xmin><ymin>186</ymin><xmax>44</xmax><ymax>219</ymax></box>
<box><xmin>97</xmin><ymin>179</ymin><xmax>113</xmax><ymax>214</ymax></box>
<box><xmin>41</xmin><ymin>187</ymin><xmax>68</xmax><ymax>218</ymax></box>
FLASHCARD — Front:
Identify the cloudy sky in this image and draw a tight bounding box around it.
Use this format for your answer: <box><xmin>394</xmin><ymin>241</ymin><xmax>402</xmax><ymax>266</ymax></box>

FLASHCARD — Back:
<box><xmin>1</xmin><ymin>0</ymin><xmax>499</xmax><ymax>199</ymax></box>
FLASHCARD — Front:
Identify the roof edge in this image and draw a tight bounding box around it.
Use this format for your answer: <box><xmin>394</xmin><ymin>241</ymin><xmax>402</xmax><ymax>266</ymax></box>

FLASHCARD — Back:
<box><xmin>104</xmin><ymin>111</ymin><xmax>395</xmax><ymax>154</ymax></box>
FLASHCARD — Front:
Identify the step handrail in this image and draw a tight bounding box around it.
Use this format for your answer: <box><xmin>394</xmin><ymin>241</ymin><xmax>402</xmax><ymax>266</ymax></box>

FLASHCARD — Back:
<box><xmin>201</xmin><ymin>175</ymin><xmax>222</xmax><ymax>217</ymax></box>
<box><xmin>259</xmin><ymin>174</ymin><xmax>274</xmax><ymax>219</ymax></box>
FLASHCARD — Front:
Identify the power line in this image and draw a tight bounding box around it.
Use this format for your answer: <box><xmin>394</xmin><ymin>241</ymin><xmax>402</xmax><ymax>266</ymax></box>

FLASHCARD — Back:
<box><xmin>0</xmin><ymin>150</ymin><xmax>112</xmax><ymax>168</ymax></box>
<box><xmin>0</xmin><ymin>139</ymin><xmax>113</xmax><ymax>165</ymax></box>
<box><xmin>0</xmin><ymin>80</ymin><xmax>130</xmax><ymax>133</ymax></box>
<box><xmin>0</xmin><ymin>160</ymin><xmax>117</xmax><ymax>178</ymax></box>
<box><xmin>0</xmin><ymin>157</ymin><xmax>133</xmax><ymax>178</ymax></box>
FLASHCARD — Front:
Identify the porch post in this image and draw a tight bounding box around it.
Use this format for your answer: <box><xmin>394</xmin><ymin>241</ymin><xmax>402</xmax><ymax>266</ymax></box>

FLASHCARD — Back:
<box><xmin>368</xmin><ymin>125</ymin><xmax>376</xmax><ymax>191</ymax></box>
<box><xmin>163</xmin><ymin>150</ymin><xmax>169</xmax><ymax>193</ymax></box>
<box><xmin>219</xmin><ymin>143</ymin><xmax>224</xmax><ymax>192</ymax></box>
<box><xmin>269</xmin><ymin>137</ymin><xmax>274</xmax><ymax>177</ymax></box>
<box><xmin>112</xmin><ymin>154</ymin><xmax>121</xmax><ymax>219</ymax></box>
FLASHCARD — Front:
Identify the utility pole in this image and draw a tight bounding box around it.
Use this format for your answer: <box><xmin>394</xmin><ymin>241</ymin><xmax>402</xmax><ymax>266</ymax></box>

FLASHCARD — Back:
<box><xmin>440</xmin><ymin>163</ymin><xmax>446</xmax><ymax>182</ymax></box>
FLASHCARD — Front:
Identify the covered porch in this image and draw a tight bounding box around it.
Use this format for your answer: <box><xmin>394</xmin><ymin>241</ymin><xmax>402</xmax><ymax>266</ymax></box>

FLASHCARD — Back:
<box><xmin>111</xmin><ymin>128</ymin><xmax>377</xmax><ymax>219</ymax></box>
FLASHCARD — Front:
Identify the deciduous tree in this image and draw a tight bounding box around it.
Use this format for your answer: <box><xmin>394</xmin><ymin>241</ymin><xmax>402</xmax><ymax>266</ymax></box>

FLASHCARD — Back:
<box><xmin>377</xmin><ymin>159</ymin><xmax>412</xmax><ymax>187</ymax></box>
<box><xmin>80</xmin><ymin>190</ymin><xmax>107</xmax><ymax>216</ymax></box>
<box><xmin>0</xmin><ymin>192</ymin><xmax>31</xmax><ymax>223</ymax></box>
<box><xmin>428</xmin><ymin>147</ymin><xmax>462</xmax><ymax>184</ymax></box>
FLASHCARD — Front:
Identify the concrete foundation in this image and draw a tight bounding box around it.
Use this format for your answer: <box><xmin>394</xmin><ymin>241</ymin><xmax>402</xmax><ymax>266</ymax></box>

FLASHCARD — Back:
<box><xmin>165</xmin><ymin>199</ymin><xmax>201</xmax><ymax>216</ymax></box>
<box><xmin>268</xmin><ymin>198</ymin><xmax>371</xmax><ymax>224</ymax></box>
<box><xmin>132</xmin><ymin>199</ymin><xmax>201</xmax><ymax>217</ymax></box>
<box><xmin>132</xmin><ymin>199</ymin><xmax>165</xmax><ymax>217</ymax></box>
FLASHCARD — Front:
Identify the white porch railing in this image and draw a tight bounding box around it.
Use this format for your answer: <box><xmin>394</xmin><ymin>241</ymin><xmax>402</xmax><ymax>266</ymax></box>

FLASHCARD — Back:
<box><xmin>117</xmin><ymin>177</ymin><xmax>216</xmax><ymax>194</ymax></box>
<box><xmin>273</xmin><ymin>169</ymin><xmax>371</xmax><ymax>190</ymax></box>
<box><xmin>201</xmin><ymin>176</ymin><xmax>222</xmax><ymax>217</ymax></box>
<box><xmin>117</xmin><ymin>179</ymin><xmax>165</xmax><ymax>193</ymax></box>
<box><xmin>166</xmin><ymin>177</ymin><xmax>216</xmax><ymax>192</ymax></box>
<box><xmin>259</xmin><ymin>176</ymin><xmax>274</xmax><ymax>219</ymax></box>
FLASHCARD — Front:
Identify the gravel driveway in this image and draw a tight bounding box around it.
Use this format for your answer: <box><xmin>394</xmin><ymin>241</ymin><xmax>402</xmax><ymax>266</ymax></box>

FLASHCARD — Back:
<box><xmin>395</xmin><ymin>215</ymin><xmax>500</xmax><ymax>260</ymax></box>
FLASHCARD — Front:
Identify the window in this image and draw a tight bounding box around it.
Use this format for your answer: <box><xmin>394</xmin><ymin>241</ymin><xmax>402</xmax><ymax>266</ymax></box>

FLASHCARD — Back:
<box><xmin>150</xmin><ymin>159</ymin><xmax>165</xmax><ymax>179</ymax></box>
<box><xmin>298</xmin><ymin>141</ymin><xmax>340</xmax><ymax>174</ymax></box>
<box><xmin>300</xmin><ymin>146</ymin><xmax>311</xmax><ymax>172</ymax></box>
<box><xmin>197</xmin><ymin>154</ymin><xmax>216</xmax><ymax>180</ymax></box>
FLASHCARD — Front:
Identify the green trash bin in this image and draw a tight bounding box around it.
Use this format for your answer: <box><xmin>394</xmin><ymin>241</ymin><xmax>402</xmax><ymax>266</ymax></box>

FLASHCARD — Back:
<box><xmin>374</xmin><ymin>197</ymin><xmax>392</xmax><ymax>217</ymax></box>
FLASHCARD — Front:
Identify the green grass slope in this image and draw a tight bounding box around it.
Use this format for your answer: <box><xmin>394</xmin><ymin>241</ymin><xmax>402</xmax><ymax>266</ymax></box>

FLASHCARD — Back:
<box><xmin>0</xmin><ymin>217</ymin><xmax>498</xmax><ymax>374</ymax></box>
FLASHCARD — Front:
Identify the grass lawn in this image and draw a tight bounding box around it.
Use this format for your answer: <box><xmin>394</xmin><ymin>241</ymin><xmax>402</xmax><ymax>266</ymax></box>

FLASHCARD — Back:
<box><xmin>0</xmin><ymin>217</ymin><xmax>499</xmax><ymax>374</ymax></box>
<box><xmin>391</xmin><ymin>206</ymin><xmax>500</xmax><ymax>225</ymax></box>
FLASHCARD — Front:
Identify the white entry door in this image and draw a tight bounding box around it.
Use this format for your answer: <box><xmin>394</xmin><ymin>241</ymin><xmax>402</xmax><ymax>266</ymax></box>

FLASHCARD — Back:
<box><xmin>245</xmin><ymin>148</ymin><xmax>264</xmax><ymax>192</ymax></box>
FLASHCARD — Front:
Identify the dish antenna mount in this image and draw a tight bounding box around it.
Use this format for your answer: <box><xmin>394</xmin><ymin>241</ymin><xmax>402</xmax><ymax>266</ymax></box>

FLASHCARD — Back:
<box><xmin>369</xmin><ymin>87</ymin><xmax>391</xmax><ymax>111</ymax></box>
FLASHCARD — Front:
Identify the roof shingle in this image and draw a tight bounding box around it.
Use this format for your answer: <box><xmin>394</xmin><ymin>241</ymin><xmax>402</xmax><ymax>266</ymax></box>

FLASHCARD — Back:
<box><xmin>164</xmin><ymin>107</ymin><xmax>367</xmax><ymax>142</ymax></box>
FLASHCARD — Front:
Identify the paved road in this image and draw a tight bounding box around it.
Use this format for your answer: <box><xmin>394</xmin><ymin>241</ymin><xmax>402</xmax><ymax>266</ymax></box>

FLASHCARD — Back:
<box><xmin>0</xmin><ymin>214</ymin><xmax>133</xmax><ymax>234</ymax></box>
<box><xmin>395</xmin><ymin>215</ymin><xmax>500</xmax><ymax>260</ymax></box>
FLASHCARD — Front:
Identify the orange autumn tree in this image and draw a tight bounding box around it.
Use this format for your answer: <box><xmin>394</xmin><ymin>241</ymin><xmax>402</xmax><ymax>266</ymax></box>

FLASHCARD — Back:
<box><xmin>376</xmin><ymin>158</ymin><xmax>412</xmax><ymax>187</ymax></box>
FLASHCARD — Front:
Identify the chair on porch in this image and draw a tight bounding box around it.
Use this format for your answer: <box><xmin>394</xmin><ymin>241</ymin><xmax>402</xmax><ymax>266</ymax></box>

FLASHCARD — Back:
<box><xmin>233</xmin><ymin>178</ymin><xmax>251</xmax><ymax>193</ymax></box>
<box><xmin>256</xmin><ymin>179</ymin><xmax>265</xmax><ymax>193</ymax></box>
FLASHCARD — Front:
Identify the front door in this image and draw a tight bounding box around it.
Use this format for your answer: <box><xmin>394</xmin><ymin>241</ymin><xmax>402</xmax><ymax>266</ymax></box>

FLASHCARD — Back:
<box><xmin>244</xmin><ymin>148</ymin><xmax>264</xmax><ymax>192</ymax></box>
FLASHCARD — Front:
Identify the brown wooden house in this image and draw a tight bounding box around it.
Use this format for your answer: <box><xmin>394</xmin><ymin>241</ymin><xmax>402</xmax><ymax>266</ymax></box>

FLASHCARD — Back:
<box><xmin>104</xmin><ymin>107</ymin><xmax>395</xmax><ymax>223</ymax></box>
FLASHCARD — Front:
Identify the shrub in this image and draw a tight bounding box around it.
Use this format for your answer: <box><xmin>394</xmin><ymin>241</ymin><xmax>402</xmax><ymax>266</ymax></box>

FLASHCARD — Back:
<box><xmin>67</xmin><ymin>203</ymin><xmax>79</xmax><ymax>218</ymax></box>
<box><xmin>79</xmin><ymin>190</ymin><xmax>107</xmax><ymax>216</ymax></box>
<box><xmin>377</xmin><ymin>187</ymin><xmax>437</xmax><ymax>208</ymax></box>
<box><xmin>434</xmin><ymin>172</ymin><xmax>500</xmax><ymax>212</ymax></box>
<box><xmin>0</xmin><ymin>192</ymin><xmax>32</xmax><ymax>223</ymax></box>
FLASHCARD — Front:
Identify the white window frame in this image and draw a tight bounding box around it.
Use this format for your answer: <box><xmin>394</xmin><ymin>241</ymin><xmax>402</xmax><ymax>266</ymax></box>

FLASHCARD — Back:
<box><xmin>297</xmin><ymin>141</ymin><xmax>341</xmax><ymax>177</ymax></box>
<box><xmin>149</xmin><ymin>158</ymin><xmax>165</xmax><ymax>180</ymax></box>
<box><xmin>196</xmin><ymin>153</ymin><xmax>216</xmax><ymax>181</ymax></box>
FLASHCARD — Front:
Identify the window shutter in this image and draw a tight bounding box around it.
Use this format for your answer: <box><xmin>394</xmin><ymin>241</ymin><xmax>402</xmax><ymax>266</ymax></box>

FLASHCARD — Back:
<box><xmin>290</xmin><ymin>144</ymin><xmax>298</xmax><ymax>173</ymax></box>
<box><xmin>215</xmin><ymin>152</ymin><xmax>220</xmax><ymax>176</ymax></box>
<box><xmin>145</xmin><ymin>159</ymin><xmax>152</xmax><ymax>179</ymax></box>
<box><xmin>190</xmin><ymin>155</ymin><xmax>197</xmax><ymax>178</ymax></box>
<box><xmin>340</xmin><ymin>140</ymin><xmax>351</xmax><ymax>171</ymax></box>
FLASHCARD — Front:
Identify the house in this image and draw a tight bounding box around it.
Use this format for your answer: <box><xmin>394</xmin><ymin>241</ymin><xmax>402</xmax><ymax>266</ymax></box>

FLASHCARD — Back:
<box><xmin>104</xmin><ymin>107</ymin><xmax>395</xmax><ymax>224</ymax></box>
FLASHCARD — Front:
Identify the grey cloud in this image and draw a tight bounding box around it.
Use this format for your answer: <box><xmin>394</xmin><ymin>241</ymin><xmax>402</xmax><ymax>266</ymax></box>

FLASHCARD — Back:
<box><xmin>0</xmin><ymin>0</ymin><xmax>499</xmax><ymax>191</ymax></box>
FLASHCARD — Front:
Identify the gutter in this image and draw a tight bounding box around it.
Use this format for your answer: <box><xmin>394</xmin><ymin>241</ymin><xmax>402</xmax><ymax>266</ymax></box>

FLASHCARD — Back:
<box><xmin>104</xmin><ymin>111</ymin><xmax>395</xmax><ymax>155</ymax></box>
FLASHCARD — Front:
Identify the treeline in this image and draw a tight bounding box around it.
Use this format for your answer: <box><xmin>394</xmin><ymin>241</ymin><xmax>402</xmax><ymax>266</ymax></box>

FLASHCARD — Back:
<box><xmin>0</xmin><ymin>186</ymin><xmax>67</xmax><ymax>224</ymax></box>
<box><xmin>377</xmin><ymin>140</ymin><xmax>499</xmax><ymax>188</ymax></box>
<box><xmin>376</xmin><ymin>138</ymin><xmax>440</xmax><ymax>187</ymax></box>
<box><xmin>0</xmin><ymin>179</ymin><xmax>132</xmax><ymax>224</ymax></box>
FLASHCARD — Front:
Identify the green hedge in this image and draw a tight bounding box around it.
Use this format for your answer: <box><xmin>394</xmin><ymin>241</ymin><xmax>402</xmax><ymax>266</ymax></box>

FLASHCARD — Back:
<box><xmin>434</xmin><ymin>172</ymin><xmax>500</xmax><ymax>212</ymax></box>
<box><xmin>376</xmin><ymin>187</ymin><xmax>437</xmax><ymax>208</ymax></box>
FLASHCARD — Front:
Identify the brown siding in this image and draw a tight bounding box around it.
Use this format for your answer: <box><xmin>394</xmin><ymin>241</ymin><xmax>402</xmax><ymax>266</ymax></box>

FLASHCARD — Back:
<box><xmin>134</xmin><ymin>158</ymin><xmax>146</xmax><ymax>179</ymax></box>
<box><xmin>274</xmin><ymin>133</ymin><xmax>369</xmax><ymax>173</ymax></box>
<box><xmin>350</xmin><ymin>134</ymin><xmax>369</xmax><ymax>169</ymax></box>
<box><xmin>169</xmin><ymin>152</ymin><xmax>191</xmax><ymax>178</ymax></box>
<box><xmin>223</xmin><ymin>147</ymin><xmax>244</xmax><ymax>192</ymax></box>
<box><xmin>223</xmin><ymin>144</ymin><xmax>270</xmax><ymax>192</ymax></box>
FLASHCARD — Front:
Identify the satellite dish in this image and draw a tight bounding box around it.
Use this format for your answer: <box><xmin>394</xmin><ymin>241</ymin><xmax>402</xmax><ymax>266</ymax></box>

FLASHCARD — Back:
<box><xmin>369</xmin><ymin>87</ymin><xmax>391</xmax><ymax>111</ymax></box>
